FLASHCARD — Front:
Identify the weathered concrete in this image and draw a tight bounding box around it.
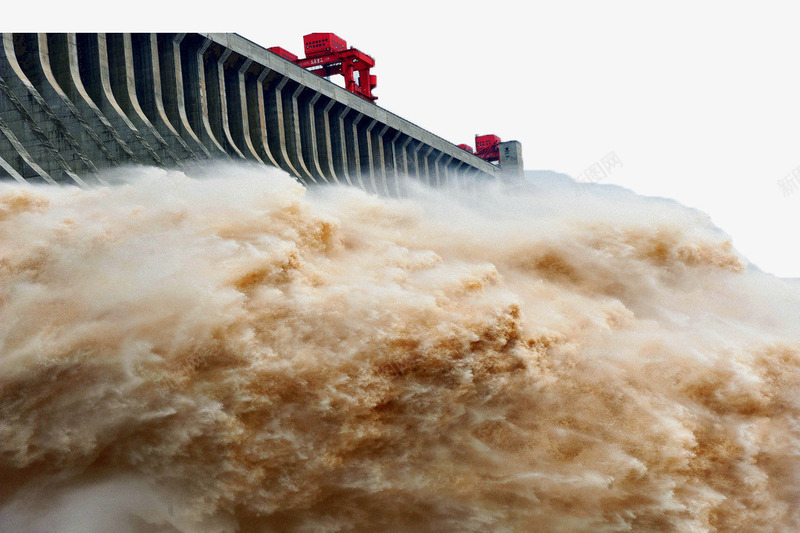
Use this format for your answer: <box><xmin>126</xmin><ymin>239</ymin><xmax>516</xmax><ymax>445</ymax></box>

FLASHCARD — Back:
<box><xmin>0</xmin><ymin>33</ymin><xmax>511</xmax><ymax>190</ymax></box>
<box><xmin>498</xmin><ymin>141</ymin><xmax>525</xmax><ymax>183</ymax></box>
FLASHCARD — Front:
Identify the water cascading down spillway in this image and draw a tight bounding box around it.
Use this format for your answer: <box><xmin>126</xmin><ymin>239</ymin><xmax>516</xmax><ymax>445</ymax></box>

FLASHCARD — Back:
<box><xmin>2</xmin><ymin>31</ymin><xmax>799</xmax><ymax>533</ymax></box>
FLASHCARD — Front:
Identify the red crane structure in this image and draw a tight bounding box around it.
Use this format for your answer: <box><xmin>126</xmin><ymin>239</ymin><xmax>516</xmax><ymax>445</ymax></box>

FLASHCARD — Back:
<box><xmin>271</xmin><ymin>34</ymin><xmax>508</xmax><ymax>165</ymax></box>
<box><xmin>459</xmin><ymin>134</ymin><xmax>501</xmax><ymax>163</ymax></box>
<box><xmin>269</xmin><ymin>33</ymin><xmax>378</xmax><ymax>102</ymax></box>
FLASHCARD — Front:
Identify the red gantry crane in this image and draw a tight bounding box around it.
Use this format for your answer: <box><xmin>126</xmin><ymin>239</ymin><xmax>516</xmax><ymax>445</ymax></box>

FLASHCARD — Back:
<box><xmin>269</xmin><ymin>33</ymin><xmax>378</xmax><ymax>102</ymax></box>
<box><xmin>459</xmin><ymin>134</ymin><xmax>501</xmax><ymax>163</ymax></box>
<box><xmin>272</xmin><ymin>34</ymin><xmax>505</xmax><ymax>164</ymax></box>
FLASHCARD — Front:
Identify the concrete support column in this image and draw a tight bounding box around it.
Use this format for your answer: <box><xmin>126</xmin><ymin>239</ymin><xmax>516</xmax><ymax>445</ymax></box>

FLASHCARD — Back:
<box><xmin>5</xmin><ymin>34</ymin><xmax>107</xmax><ymax>174</ymax></box>
<box><xmin>386</xmin><ymin>130</ymin><xmax>404</xmax><ymax>196</ymax></box>
<box><xmin>247</xmin><ymin>67</ymin><xmax>280</xmax><ymax>168</ymax></box>
<box><xmin>432</xmin><ymin>151</ymin><xmax>445</xmax><ymax>188</ymax></box>
<box><xmin>419</xmin><ymin>145</ymin><xmax>434</xmax><ymax>186</ymax></box>
<box><xmin>347</xmin><ymin>112</ymin><xmax>364</xmax><ymax>188</ymax></box>
<box><xmin>0</xmin><ymin>115</ymin><xmax>56</xmax><ymax>183</ymax></box>
<box><xmin>315</xmin><ymin>98</ymin><xmax>339</xmax><ymax>184</ymax></box>
<box><xmin>284</xmin><ymin>83</ymin><xmax>315</xmax><ymax>183</ymax></box>
<box><xmin>130</xmin><ymin>33</ymin><xmax>197</xmax><ymax>162</ymax></box>
<box><xmin>449</xmin><ymin>160</ymin><xmax>469</xmax><ymax>191</ymax></box>
<box><xmin>374</xmin><ymin>124</ymin><xmax>390</xmax><ymax>196</ymax></box>
<box><xmin>301</xmin><ymin>92</ymin><xmax>327</xmax><ymax>183</ymax></box>
<box><xmin>180</xmin><ymin>35</ymin><xmax>227</xmax><ymax>155</ymax></box>
<box><xmin>163</xmin><ymin>34</ymin><xmax>209</xmax><ymax>156</ymax></box>
<box><xmin>197</xmin><ymin>44</ymin><xmax>239</xmax><ymax>157</ymax></box>
<box><xmin>264</xmin><ymin>76</ymin><xmax>300</xmax><ymax>178</ymax></box>
<box><xmin>331</xmin><ymin>106</ymin><xmax>352</xmax><ymax>186</ymax></box>
<box><xmin>360</xmin><ymin>118</ymin><xmax>378</xmax><ymax>193</ymax></box>
<box><xmin>464</xmin><ymin>167</ymin><xmax>482</xmax><ymax>194</ymax></box>
<box><xmin>0</xmin><ymin>35</ymin><xmax>87</xmax><ymax>183</ymax></box>
<box><xmin>49</xmin><ymin>33</ymin><xmax>138</xmax><ymax>165</ymax></box>
<box><xmin>91</xmin><ymin>33</ymin><xmax>163</xmax><ymax>165</ymax></box>
<box><xmin>407</xmin><ymin>139</ymin><xmax>422</xmax><ymax>185</ymax></box>
<box><xmin>212</xmin><ymin>47</ymin><xmax>245</xmax><ymax>158</ymax></box>
<box><xmin>395</xmin><ymin>135</ymin><xmax>412</xmax><ymax>195</ymax></box>
<box><xmin>0</xmin><ymin>151</ymin><xmax>26</xmax><ymax>182</ymax></box>
<box><xmin>0</xmin><ymin>82</ymin><xmax>83</xmax><ymax>184</ymax></box>
<box><xmin>440</xmin><ymin>155</ymin><xmax>456</xmax><ymax>188</ymax></box>
<box><xmin>110</xmin><ymin>33</ymin><xmax>182</xmax><ymax>166</ymax></box>
<box><xmin>229</xmin><ymin>58</ymin><xmax>262</xmax><ymax>163</ymax></box>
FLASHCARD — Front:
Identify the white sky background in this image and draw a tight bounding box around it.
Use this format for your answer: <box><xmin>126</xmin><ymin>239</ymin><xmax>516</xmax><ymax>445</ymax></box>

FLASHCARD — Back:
<box><xmin>22</xmin><ymin>0</ymin><xmax>800</xmax><ymax>277</ymax></box>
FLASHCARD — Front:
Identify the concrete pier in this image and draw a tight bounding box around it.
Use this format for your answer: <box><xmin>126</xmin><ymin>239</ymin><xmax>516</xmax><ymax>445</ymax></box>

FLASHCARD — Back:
<box><xmin>0</xmin><ymin>33</ymin><xmax>517</xmax><ymax>191</ymax></box>
<box><xmin>498</xmin><ymin>141</ymin><xmax>525</xmax><ymax>183</ymax></box>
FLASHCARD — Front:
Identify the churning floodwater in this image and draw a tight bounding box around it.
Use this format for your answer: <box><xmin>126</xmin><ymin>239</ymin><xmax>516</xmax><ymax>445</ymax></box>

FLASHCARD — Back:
<box><xmin>1</xmin><ymin>162</ymin><xmax>799</xmax><ymax>532</ymax></box>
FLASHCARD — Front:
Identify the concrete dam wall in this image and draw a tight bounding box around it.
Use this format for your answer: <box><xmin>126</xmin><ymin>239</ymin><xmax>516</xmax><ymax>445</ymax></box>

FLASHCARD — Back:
<box><xmin>0</xmin><ymin>33</ymin><xmax>522</xmax><ymax>192</ymax></box>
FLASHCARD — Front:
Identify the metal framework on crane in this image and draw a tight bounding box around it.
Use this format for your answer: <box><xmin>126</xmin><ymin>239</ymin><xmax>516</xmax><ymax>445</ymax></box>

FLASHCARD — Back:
<box><xmin>459</xmin><ymin>134</ymin><xmax>501</xmax><ymax>163</ymax></box>
<box><xmin>269</xmin><ymin>33</ymin><xmax>378</xmax><ymax>102</ymax></box>
<box><xmin>271</xmin><ymin>33</ymin><xmax>508</xmax><ymax>166</ymax></box>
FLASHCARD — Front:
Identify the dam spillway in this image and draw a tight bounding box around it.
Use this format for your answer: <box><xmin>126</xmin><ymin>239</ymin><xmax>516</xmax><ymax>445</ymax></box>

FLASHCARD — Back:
<box><xmin>0</xmin><ymin>33</ymin><xmax>524</xmax><ymax>192</ymax></box>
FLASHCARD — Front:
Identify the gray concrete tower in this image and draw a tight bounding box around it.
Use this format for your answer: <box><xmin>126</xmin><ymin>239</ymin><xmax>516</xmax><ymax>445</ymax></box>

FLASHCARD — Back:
<box><xmin>499</xmin><ymin>140</ymin><xmax>524</xmax><ymax>182</ymax></box>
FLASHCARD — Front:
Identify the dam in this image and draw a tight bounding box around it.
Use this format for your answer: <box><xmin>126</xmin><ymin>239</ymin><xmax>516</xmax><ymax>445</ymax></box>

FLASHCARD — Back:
<box><xmin>0</xmin><ymin>33</ymin><xmax>524</xmax><ymax>192</ymax></box>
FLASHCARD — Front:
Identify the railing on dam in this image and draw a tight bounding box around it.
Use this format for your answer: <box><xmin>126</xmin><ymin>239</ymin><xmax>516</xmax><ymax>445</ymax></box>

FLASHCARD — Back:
<box><xmin>0</xmin><ymin>33</ymin><xmax>521</xmax><ymax>193</ymax></box>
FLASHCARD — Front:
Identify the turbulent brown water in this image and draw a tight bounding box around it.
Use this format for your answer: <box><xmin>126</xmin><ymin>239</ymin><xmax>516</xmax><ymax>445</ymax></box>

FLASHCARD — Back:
<box><xmin>1</xmin><ymin>162</ymin><xmax>799</xmax><ymax>532</ymax></box>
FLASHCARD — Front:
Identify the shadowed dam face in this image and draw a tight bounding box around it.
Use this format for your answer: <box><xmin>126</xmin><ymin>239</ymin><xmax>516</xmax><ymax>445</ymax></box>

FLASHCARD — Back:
<box><xmin>1</xmin><ymin>163</ymin><xmax>799</xmax><ymax>532</ymax></box>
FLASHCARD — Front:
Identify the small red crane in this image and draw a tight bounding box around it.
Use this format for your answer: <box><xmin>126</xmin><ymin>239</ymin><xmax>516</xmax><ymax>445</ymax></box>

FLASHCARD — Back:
<box><xmin>457</xmin><ymin>143</ymin><xmax>474</xmax><ymax>154</ymax></box>
<box><xmin>459</xmin><ymin>134</ymin><xmax>501</xmax><ymax>162</ymax></box>
<box><xmin>269</xmin><ymin>33</ymin><xmax>378</xmax><ymax>102</ymax></box>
